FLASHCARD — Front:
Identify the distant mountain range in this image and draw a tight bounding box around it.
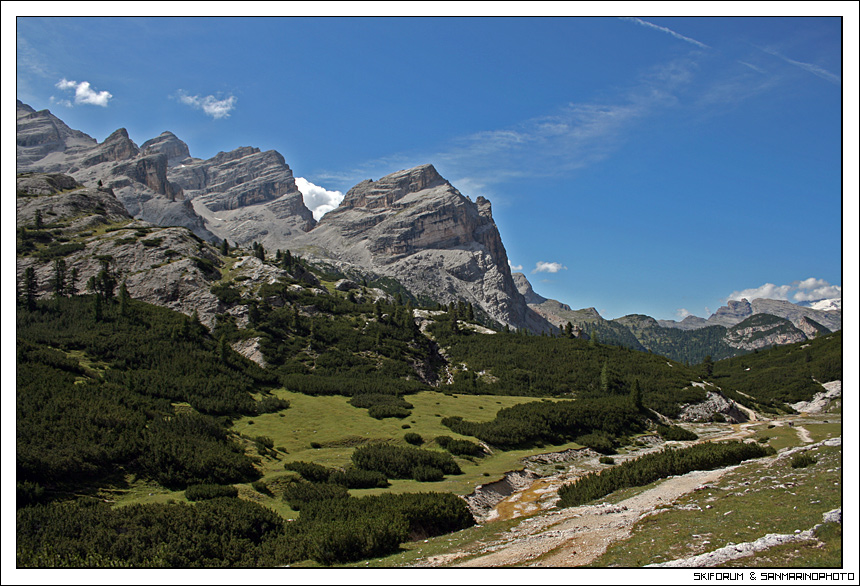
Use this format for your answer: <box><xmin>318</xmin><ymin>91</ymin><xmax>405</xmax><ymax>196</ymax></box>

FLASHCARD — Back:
<box><xmin>16</xmin><ymin>99</ymin><xmax>840</xmax><ymax>356</ymax></box>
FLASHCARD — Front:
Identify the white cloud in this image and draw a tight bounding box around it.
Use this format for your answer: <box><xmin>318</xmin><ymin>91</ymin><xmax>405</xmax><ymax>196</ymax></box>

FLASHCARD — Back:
<box><xmin>54</xmin><ymin>78</ymin><xmax>113</xmax><ymax>107</ymax></box>
<box><xmin>508</xmin><ymin>261</ymin><xmax>523</xmax><ymax>272</ymax></box>
<box><xmin>295</xmin><ymin>177</ymin><xmax>344</xmax><ymax>220</ymax></box>
<box><xmin>49</xmin><ymin>96</ymin><xmax>73</xmax><ymax>108</ymax></box>
<box><xmin>726</xmin><ymin>283</ymin><xmax>792</xmax><ymax>302</ymax></box>
<box><xmin>175</xmin><ymin>90</ymin><xmax>237</xmax><ymax>119</ymax></box>
<box><xmin>532</xmin><ymin>261</ymin><xmax>567</xmax><ymax>274</ymax></box>
<box><xmin>793</xmin><ymin>278</ymin><xmax>842</xmax><ymax>302</ymax></box>
<box><xmin>675</xmin><ymin>308</ymin><xmax>692</xmax><ymax>319</ymax></box>
<box><xmin>620</xmin><ymin>17</ymin><xmax>710</xmax><ymax>50</ymax></box>
<box><xmin>726</xmin><ymin>278</ymin><xmax>841</xmax><ymax>304</ymax></box>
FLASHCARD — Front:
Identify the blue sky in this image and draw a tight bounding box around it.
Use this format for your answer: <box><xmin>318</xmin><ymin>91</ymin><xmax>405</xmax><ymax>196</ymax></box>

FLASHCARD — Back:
<box><xmin>10</xmin><ymin>7</ymin><xmax>857</xmax><ymax>321</ymax></box>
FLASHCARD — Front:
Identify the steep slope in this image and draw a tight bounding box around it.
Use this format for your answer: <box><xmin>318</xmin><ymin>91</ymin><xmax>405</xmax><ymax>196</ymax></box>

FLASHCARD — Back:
<box><xmin>166</xmin><ymin>145</ymin><xmax>317</xmax><ymax>250</ymax></box>
<box><xmin>17</xmin><ymin>172</ymin><xmax>239</xmax><ymax>327</ymax></box>
<box><xmin>16</xmin><ymin>101</ymin><xmax>213</xmax><ymax>241</ymax></box>
<box><xmin>291</xmin><ymin>165</ymin><xmax>552</xmax><ymax>332</ymax></box>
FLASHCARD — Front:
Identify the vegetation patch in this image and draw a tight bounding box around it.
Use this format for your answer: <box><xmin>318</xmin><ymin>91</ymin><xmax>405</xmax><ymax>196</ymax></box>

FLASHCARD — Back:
<box><xmin>558</xmin><ymin>441</ymin><xmax>774</xmax><ymax>508</ymax></box>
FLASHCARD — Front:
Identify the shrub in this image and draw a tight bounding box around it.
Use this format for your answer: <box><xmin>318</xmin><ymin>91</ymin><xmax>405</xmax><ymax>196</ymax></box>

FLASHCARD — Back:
<box><xmin>284</xmin><ymin>461</ymin><xmax>331</xmax><ymax>483</ymax></box>
<box><xmin>328</xmin><ymin>468</ymin><xmax>390</xmax><ymax>489</ymax></box>
<box><xmin>283</xmin><ymin>482</ymin><xmax>349</xmax><ymax>511</ymax></box>
<box><xmin>252</xmin><ymin>480</ymin><xmax>273</xmax><ymax>495</ymax></box>
<box><xmin>368</xmin><ymin>404</ymin><xmax>411</xmax><ymax>419</ymax></box>
<box><xmin>16</xmin><ymin>481</ymin><xmax>45</xmax><ymax>508</ymax></box>
<box><xmin>599</xmin><ymin>456</ymin><xmax>615</xmax><ymax>465</ymax></box>
<box><xmin>412</xmin><ymin>466</ymin><xmax>444</xmax><ymax>482</ymax></box>
<box><xmin>404</xmin><ymin>432</ymin><xmax>423</xmax><ymax>445</ymax></box>
<box><xmin>352</xmin><ymin>444</ymin><xmax>461</xmax><ymax>481</ymax></box>
<box><xmin>790</xmin><ymin>452</ymin><xmax>816</xmax><ymax>469</ymax></box>
<box><xmin>575</xmin><ymin>432</ymin><xmax>616</xmax><ymax>454</ymax></box>
<box><xmin>185</xmin><ymin>484</ymin><xmax>238</xmax><ymax>501</ymax></box>
<box><xmin>558</xmin><ymin>441</ymin><xmax>773</xmax><ymax>508</ymax></box>
<box><xmin>442</xmin><ymin>438</ymin><xmax>483</xmax><ymax>457</ymax></box>
<box><xmin>257</xmin><ymin>396</ymin><xmax>290</xmax><ymax>414</ymax></box>
<box><xmin>254</xmin><ymin>435</ymin><xmax>275</xmax><ymax>449</ymax></box>
<box><xmin>657</xmin><ymin>424</ymin><xmax>699</xmax><ymax>441</ymax></box>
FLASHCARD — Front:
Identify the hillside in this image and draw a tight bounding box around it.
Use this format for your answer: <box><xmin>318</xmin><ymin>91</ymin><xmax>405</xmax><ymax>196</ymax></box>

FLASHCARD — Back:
<box><xmin>15</xmin><ymin>112</ymin><xmax>843</xmax><ymax>569</ymax></box>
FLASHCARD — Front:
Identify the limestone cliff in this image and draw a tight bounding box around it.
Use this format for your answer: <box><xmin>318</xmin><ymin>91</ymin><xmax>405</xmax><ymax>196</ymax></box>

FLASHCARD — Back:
<box><xmin>16</xmin><ymin>101</ymin><xmax>214</xmax><ymax>241</ymax></box>
<box><xmin>292</xmin><ymin>165</ymin><xmax>551</xmax><ymax>332</ymax></box>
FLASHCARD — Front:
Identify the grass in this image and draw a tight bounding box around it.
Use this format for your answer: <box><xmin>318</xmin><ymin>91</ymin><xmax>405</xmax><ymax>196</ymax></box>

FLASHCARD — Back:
<box><xmin>590</xmin><ymin>426</ymin><xmax>842</xmax><ymax>568</ymax></box>
<box><xmin>227</xmin><ymin>389</ymin><xmax>584</xmax><ymax>514</ymax></box>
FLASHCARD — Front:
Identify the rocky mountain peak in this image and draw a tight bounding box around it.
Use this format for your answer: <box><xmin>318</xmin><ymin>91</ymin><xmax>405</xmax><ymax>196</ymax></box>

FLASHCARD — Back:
<box><xmin>16</xmin><ymin>99</ymin><xmax>36</xmax><ymax>114</ymax></box>
<box><xmin>82</xmin><ymin>128</ymin><xmax>139</xmax><ymax>165</ymax></box>
<box><xmin>141</xmin><ymin>131</ymin><xmax>191</xmax><ymax>166</ymax></box>
<box><xmin>339</xmin><ymin>164</ymin><xmax>448</xmax><ymax>210</ymax></box>
<box><xmin>512</xmin><ymin>272</ymin><xmax>547</xmax><ymax>305</ymax></box>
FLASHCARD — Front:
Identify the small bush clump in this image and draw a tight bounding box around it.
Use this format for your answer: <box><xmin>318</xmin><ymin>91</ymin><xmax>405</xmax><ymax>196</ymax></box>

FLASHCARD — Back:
<box><xmin>185</xmin><ymin>484</ymin><xmax>239</xmax><ymax>501</ymax></box>
<box><xmin>790</xmin><ymin>452</ymin><xmax>817</xmax><ymax>468</ymax></box>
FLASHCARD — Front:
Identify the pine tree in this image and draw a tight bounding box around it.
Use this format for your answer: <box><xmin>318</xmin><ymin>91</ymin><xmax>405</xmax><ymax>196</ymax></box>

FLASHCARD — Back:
<box><xmin>218</xmin><ymin>335</ymin><xmax>229</xmax><ymax>363</ymax></box>
<box><xmin>118</xmin><ymin>281</ymin><xmax>131</xmax><ymax>318</ymax></box>
<box><xmin>630</xmin><ymin>379</ymin><xmax>643</xmax><ymax>410</ymax></box>
<box><xmin>22</xmin><ymin>267</ymin><xmax>37</xmax><ymax>310</ymax></box>
<box><xmin>93</xmin><ymin>292</ymin><xmax>103</xmax><ymax>322</ymax></box>
<box><xmin>220</xmin><ymin>238</ymin><xmax>230</xmax><ymax>256</ymax></box>
<box><xmin>34</xmin><ymin>209</ymin><xmax>43</xmax><ymax>229</ymax></box>
<box><xmin>52</xmin><ymin>259</ymin><xmax>67</xmax><ymax>298</ymax></box>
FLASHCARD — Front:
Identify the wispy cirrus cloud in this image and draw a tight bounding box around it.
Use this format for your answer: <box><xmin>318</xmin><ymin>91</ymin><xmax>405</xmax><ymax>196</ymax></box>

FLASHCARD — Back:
<box><xmin>757</xmin><ymin>46</ymin><xmax>840</xmax><ymax>85</ymax></box>
<box><xmin>53</xmin><ymin>78</ymin><xmax>113</xmax><ymax>107</ymax></box>
<box><xmin>175</xmin><ymin>90</ymin><xmax>237</xmax><ymax>119</ymax></box>
<box><xmin>619</xmin><ymin>17</ymin><xmax>710</xmax><ymax>50</ymax></box>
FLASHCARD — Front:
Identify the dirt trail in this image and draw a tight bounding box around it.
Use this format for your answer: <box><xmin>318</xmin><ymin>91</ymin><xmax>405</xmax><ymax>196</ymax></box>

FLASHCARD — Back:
<box><xmin>413</xmin><ymin>423</ymin><xmax>759</xmax><ymax>568</ymax></box>
<box><xmin>449</xmin><ymin>467</ymin><xmax>731</xmax><ymax>567</ymax></box>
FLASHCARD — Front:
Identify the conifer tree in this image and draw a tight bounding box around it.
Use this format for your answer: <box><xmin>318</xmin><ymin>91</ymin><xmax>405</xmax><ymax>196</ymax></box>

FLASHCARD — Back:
<box><xmin>22</xmin><ymin>267</ymin><xmax>37</xmax><ymax>310</ymax></box>
<box><xmin>52</xmin><ymin>259</ymin><xmax>67</xmax><ymax>298</ymax></box>
<box><xmin>118</xmin><ymin>281</ymin><xmax>131</xmax><ymax>318</ymax></box>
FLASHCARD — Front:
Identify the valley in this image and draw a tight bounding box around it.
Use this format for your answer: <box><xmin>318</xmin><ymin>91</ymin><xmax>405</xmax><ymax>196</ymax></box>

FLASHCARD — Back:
<box><xmin>14</xmin><ymin>99</ymin><xmax>845</xmax><ymax>571</ymax></box>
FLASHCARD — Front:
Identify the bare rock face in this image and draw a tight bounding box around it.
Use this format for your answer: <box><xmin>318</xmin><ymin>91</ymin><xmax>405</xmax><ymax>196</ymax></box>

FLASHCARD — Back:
<box><xmin>750</xmin><ymin>298</ymin><xmax>841</xmax><ymax>332</ymax></box>
<box><xmin>16</xmin><ymin>100</ymin><xmax>98</xmax><ymax>168</ymax></box>
<box><xmin>707</xmin><ymin>299</ymin><xmax>753</xmax><ymax>327</ymax></box>
<box><xmin>723</xmin><ymin>314</ymin><xmax>808</xmax><ymax>351</ymax></box>
<box><xmin>16</xmin><ymin>172</ymin><xmax>226</xmax><ymax>325</ymax></box>
<box><xmin>16</xmin><ymin>101</ymin><xmax>215</xmax><ymax>242</ymax></box>
<box><xmin>141</xmin><ymin>131</ymin><xmax>191</xmax><ymax>166</ymax></box>
<box><xmin>292</xmin><ymin>164</ymin><xmax>551</xmax><ymax>331</ymax></box>
<box><xmin>167</xmin><ymin>146</ymin><xmax>317</xmax><ymax>250</ymax></box>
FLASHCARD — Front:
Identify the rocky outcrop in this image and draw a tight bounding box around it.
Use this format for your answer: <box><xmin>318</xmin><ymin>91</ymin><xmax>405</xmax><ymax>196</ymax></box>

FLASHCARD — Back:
<box><xmin>291</xmin><ymin>165</ymin><xmax>552</xmax><ymax>332</ymax></box>
<box><xmin>166</xmin><ymin>146</ymin><xmax>317</xmax><ymax>250</ymax></box>
<box><xmin>660</xmin><ymin>297</ymin><xmax>841</xmax><ymax>333</ymax></box>
<box><xmin>16</xmin><ymin>101</ymin><xmax>215</xmax><ymax>242</ymax></box>
<box><xmin>15</xmin><ymin>173</ymin><xmax>231</xmax><ymax>325</ymax></box>
<box><xmin>750</xmin><ymin>298</ymin><xmax>841</xmax><ymax>332</ymax></box>
<box><xmin>723</xmin><ymin>314</ymin><xmax>807</xmax><ymax>351</ymax></box>
<box><xmin>141</xmin><ymin>131</ymin><xmax>191</xmax><ymax>166</ymax></box>
<box><xmin>16</xmin><ymin>100</ymin><xmax>98</xmax><ymax>168</ymax></box>
<box><xmin>678</xmin><ymin>386</ymin><xmax>749</xmax><ymax>423</ymax></box>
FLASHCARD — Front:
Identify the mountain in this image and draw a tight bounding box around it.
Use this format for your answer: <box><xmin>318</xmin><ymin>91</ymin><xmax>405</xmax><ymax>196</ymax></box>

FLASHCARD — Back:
<box><xmin>658</xmin><ymin>297</ymin><xmax>842</xmax><ymax>333</ymax></box>
<box><xmin>511</xmin><ymin>274</ymin><xmax>839</xmax><ymax>363</ymax></box>
<box><xmin>16</xmin><ymin>101</ymin><xmax>213</xmax><ymax>241</ymax></box>
<box><xmin>16</xmin><ymin>102</ymin><xmax>542</xmax><ymax>331</ymax></box>
<box><xmin>162</xmin><ymin>143</ymin><xmax>318</xmax><ymax>251</ymax></box>
<box><xmin>287</xmin><ymin>164</ymin><xmax>552</xmax><ymax>332</ymax></box>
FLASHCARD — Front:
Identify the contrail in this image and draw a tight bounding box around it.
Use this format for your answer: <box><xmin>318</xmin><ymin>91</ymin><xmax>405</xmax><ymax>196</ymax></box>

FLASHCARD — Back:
<box><xmin>620</xmin><ymin>17</ymin><xmax>710</xmax><ymax>49</ymax></box>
